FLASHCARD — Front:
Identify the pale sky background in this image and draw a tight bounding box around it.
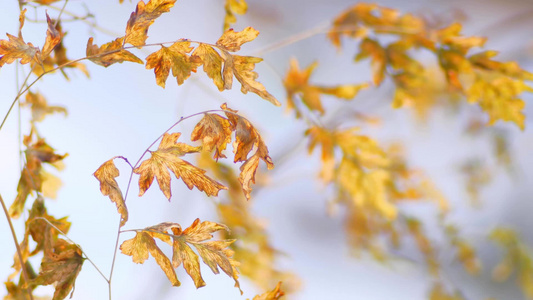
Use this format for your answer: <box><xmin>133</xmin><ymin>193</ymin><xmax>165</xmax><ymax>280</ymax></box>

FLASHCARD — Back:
<box><xmin>1</xmin><ymin>0</ymin><xmax>533</xmax><ymax>299</ymax></box>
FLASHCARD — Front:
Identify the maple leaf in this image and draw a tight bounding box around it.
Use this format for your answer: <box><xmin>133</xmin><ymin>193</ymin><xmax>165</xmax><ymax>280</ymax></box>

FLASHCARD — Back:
<box><xmin>192</xmin><ymin>43</ymin><xmax>225</xmax><ymax>91</ymax></box>
<box><xmin>94</xmin><ymin>159</ymin><xmax>128</xmax><ymax>227</ymax></box>
<box><xmin>125</xmin><ymin>0</ymin><xmax>177</xmax><ymax>47</ymax></box>
<box><xmin>41</xmin><ymin>13</ymin><xmax>62</xmax><ymax>59</ymax></box>
<box><xmin>251</xmin><ymin>282</ymin><xmax>285</xmax><ymax>300</ymax></box>
<box><xmin>133</xmin><ymin>132</ymin><xmax>227</xmax><ymax>199</ymax></box>
<box><xmin>222</xmin><ymin>104</ymin><xmax>274</xmax><ymax>200</ymax></box>
<box><xmin>146</xmin><ymin>41</ymin><xmax>202</xmax><ymax>88</ymax></box>
<box><xmin>22</xmin><ymin>91</ymin><xmax>67</xmax><ymax>123</ymax></box>
<box><xmin>33</xmin><ymin>239</ymin><xmax>84</xmax><ymax>300</ymax></box>
<box><xmin>131</xmin><ymin>219</ymin><xmax>242</xmax><ymax>292</ymax></box>
<box><xmin>223</xmin><ymin>0</ymin><xmax>248</xmax><ymax>31</ymax></box>
<box><xmin>191</xmin><ymin>113</ymin><xmax>233</xmax><ymax>161</ymax></box>
<box><xmin>284</xmin><ymin>58</ymin><xmax>369</xmax><ymax>116</ymax></box>
<box><xmin>216</xmin><ymin>27</ymin><xmax>259</xmax><ymax>52</ymax></box>
<box><xmin>120</xmin><ymin>231</ymin><xmax>180</xmax><ymax>286</ymax></box>
<box><xmin>86</xmin><ymin>37</ymin><xmax>143</xmax><ymax>67</ymax></box>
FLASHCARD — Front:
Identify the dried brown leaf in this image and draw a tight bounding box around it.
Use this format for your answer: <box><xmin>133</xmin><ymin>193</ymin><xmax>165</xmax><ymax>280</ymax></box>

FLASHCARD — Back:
<box><xmin>191</xmin><ymin>113</ymin><xmax>233</xmax><ymax>161</ymax></box>
<box><xmin>125</xmin><ymin>0</ymin><xmax>177</xmax><ymax>47</ymax></box>
<box><xmin>94</xmin><ymin>159</ymin><xmax>128</xmax><ymax>227</ymax></box>
<box><xmin>86</xmin><ymin>37</ymin><xmax>143</xmax><ymax>67</ymax></box>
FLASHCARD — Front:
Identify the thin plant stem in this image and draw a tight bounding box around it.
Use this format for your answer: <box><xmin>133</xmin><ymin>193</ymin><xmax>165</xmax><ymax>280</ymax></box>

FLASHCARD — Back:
<box><xmin>0</xmin><ymin>194</ymin><xmax>33</xmax><ymax>300</ymax></box>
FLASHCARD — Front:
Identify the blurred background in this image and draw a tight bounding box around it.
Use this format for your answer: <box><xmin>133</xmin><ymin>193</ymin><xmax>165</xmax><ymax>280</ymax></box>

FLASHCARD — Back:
<box><xmin>1</xmin><ymin>0</ymin><xmax>533</xmax><ymax>299</ymax></box>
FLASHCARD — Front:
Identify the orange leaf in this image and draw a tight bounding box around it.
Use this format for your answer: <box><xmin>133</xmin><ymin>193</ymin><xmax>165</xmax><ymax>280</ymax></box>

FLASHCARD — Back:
<box><xmin>133</xmin><ymin>132</ymin><xmax>227</xmax><ymax>199</ymax></box>
<box><xmin>223</xmin><ymin>104</ymin><xmax>274</xmax><ymax>200</ymax></box>
<box><xmin>42</xmin><ymin>13</ymin><xmax>61</xmax><ymax>58</ymax></box>
<box><xmin>0</xmin><ymin>33</ymin><xmax>38</xmax><ymax>67</ymax></box>
<box><xmin>125</xmin><ymin>0</ymin><xmax>177</xmax><ymax>47</ymax></box>
<box><xmin>86</xmin><ymin>37</ymin><xmax>143</xmax><ymax>67</ymax></box>
<box><xmin>191</xmin><ymin>113</ymin><xmax>233</xmax><ymax>161</ymax></box>
<box><xmin>216</xmin><ymin>27</ymin><xmax>259</xmax><ymax>52</ymax></box>
<box><xmin>146</xmin><ymin>41</ymin><xmax>202</xmax><ymax>88</ymax></box>
<box><xmin>192</xmin><ymin>43</ymin><xmax>225</xmax><ymax>91</ymax></box>
<box><xmin>231</xmin><ymin>55</ymin><xmax>280</xmax><ymax>106</ymax></box>
<box><xmin>94</xmin><ymin>159</ymin><xmax>128</xmax><ymax>227</ymax></box>
<box><xmin>120</xmin><ymin>231</ymin><xmax>180</xmax><ymax>286</ymax></box>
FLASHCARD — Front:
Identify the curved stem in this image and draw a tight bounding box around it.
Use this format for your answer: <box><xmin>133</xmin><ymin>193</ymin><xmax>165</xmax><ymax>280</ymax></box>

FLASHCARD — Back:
<box><xmin>0</xmin><ymin>194</ymin><xmax>33</xmax><ymax>300</ymax></box>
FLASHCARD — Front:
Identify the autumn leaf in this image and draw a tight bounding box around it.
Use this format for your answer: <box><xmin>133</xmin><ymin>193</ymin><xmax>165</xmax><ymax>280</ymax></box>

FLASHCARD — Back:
<box><xmin>224</xmin><ymin>0</ymin><xmax>248</xmax><ymax>31</ymax></box>
<box><xmin>192</xmin><ymin>43</ymin><xmax>225</xmax><ymax>91</ymax></box>
<box><xmin>94</xmin><ymin>159</ymin><xmax>128</xmax><ymax>227</ymax></box>
<box><xmin>251</xmin><ymin>282</ymin><xmax>285</xmax><ymax>300</ymax></box>
<box><xmin>133</xmin><ymin>132</ymin><xmax>227</xmax><ymax>199</ymax></box>
<box><xmin>33</xmin><ymin>239</ymin><xmax>84</xmax><ymax>300</ymax></box>
<box><xmin>125</xmin><ymin>0</ymin><xmax>177</xmax><ymax>47</ymax></box>
<box><xmin>86</xmin><ymin>37</ymin><xmax>143</xmax><ymax>67</ymax></box>
<box><xmin>284</xmin><ymin>58</ymin><xmax>369</xmax><ymax>116</ymax></box>
<box><xmin>133</xmin><ymin>219</ymin><xmax>242</xmax><ymax>292</ymax></box>
<box><xmin>41</xmin><ymin>13</ymin><xmax>61</xmax><ymax>59</ymax></box>
<box><xmin>191</xmin><ymin>113</ymin><xmax>233</xmax><ymax>161</ymax></box>
<box><xmin>0</xmin><ymin>33</ymin><xmax>38</xmax><ymax>67</ymax></box>
<box><xmin>222</xmin><ymin>104</ymin><xmax>274</xmax><ymax>200</ymax></box>
<box><xmin>22</xmin><ymin>91</ymin><xmax>67</xmax><ymax>123</ymax></box>
<box><xmin>231</xmin><ymin>55</ymin><xmax>280</xmax><ymax>106</ymax></box>
<box><xmin>120</xmin><ymin>231</ymin><xmax>180</xmax><ymax>286</ymax></box>
<box><xmin>146</xmin><ymin>41</ymin><xmax>202</xmax><ymax>88</ymax></box>
<box><xmin>9</xmin><ymin>136</ymin><xmax>67</xmax><ymax>218</ymax></box>
<box><xmin>216</xmin><ymin>27</ymin><xmax>259</xmax><ymax>52</ymax></box>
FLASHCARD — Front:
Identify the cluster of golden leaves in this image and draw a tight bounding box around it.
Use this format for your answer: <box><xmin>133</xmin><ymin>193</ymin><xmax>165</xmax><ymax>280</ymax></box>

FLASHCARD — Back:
<box><xmin>307</xmin><ymin>125</ymin><xmax>448</xmax><ymax>265</ymax></box>
<box><xmin>88</xmin><ymin>0</ymin><xmax>278</xmax><ymax>105</ymax></box>
<box><xmin>327</xmin><ymin>3</ymin><xmax>533</xmax><ymax>129</ymax></box>
<box><xmin>120</xmin><ymin>219</ymin><xmax>242</xmax><ymax>293</ymax></box>
<box><xmin>6</xmin><ymin>196</ymin><xmax>84</xmax><ymax>300</ymax></box>
<box><xmin>0</xmin><ymin>9</ymin><xmax>86</xmax><ymax>77</ymax></box>
<box><xmin>283</xmin><ymin>58</ymin><xmax>369</xmax><ymax>118</ymax></box>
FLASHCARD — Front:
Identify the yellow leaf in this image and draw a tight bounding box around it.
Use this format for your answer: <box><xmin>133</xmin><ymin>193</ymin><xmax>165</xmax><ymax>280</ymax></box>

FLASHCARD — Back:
<box><xmin>93</xmin><ymin>159</ymin><xmax>128</xmax><ymax>227</ymax></box>
<box><xmin>355</xmin><ymin>38</ymin><xmax>386</xmax><ymax>86</ymax></box>
<box><xmin>146</xmin><ymin>41</ymin><xmax>202</xmax><ymax>88</ymax></box>
<box><xmin>192</xmin><ymin>43</ymin><xmax>225</xmax><ymax>91</ymax></box>
<box><xmin>125</xmin><ymin>0</ymin><xmax>177</xmax><ymax>47</ymax></box>
<box><xmin>133</xmin><ymin>132</ymin><xmax>227</xmax><ymax>199</ymax></box>
<box><xmin>86</xmin><ymin>37</ymin><xmax>143</xmax><ymax>67</ymax></box>
<box><xmin>231</xmin><ymin>55</ymin><xmax>280</xmax><ymax>105</ymax></box>
<box><xmin>191</xmin><ymin>113</ymin><xmax>233</xmax><ymax>161</ymax></box>
<box><xmin>216</xmin><ymin>27</ymin><xmax>259</xmax><ymax>52</ymax></box>
<box><xmin>120</xmin><ymin>231</ymin><xmax>180</xmax><ymax>286</ymax></box>
<box><xmin>223</xmin><ymin>0</ymin><xmax>248</xmax><ymax>31</ymax></box>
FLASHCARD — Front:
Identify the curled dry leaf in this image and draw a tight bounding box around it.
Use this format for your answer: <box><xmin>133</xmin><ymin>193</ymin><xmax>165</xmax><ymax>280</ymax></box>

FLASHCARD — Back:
<box><xmin>222</xmin><ymin>104</ymin><xmax>274</xmax><ymax>200</ymax></box>
<box><xmin>86</xmin><ymin>37</ymin><xmax>143</xmax><ymax>67</ymax></box>
<box><xmin>93</xmin><ymin>159</ymin><xmax>128</xmax><ymax>227</ymax></box>
<box><xmin>33</xmin><ymin>239</ymin><xmax>84</xmax><ymax>300</ymax></box>
<box><xmin>120</xmin><ymin>219</ymin><xmax>241</xmax><ymax>293</ymax></box>
<box><xmin>125</xmin><ymin>0</ymin><xmax>177</xmax><ymax>47</ymax></box>
<box><xmin>41</xmin><ymin>13</ymin><xmax>62</xmax><ymax>59</ymax></box>
<box><xmin>133</xmin><ymin>132</ymin><xmax>227</xmax><ymax>200</ymax></box>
